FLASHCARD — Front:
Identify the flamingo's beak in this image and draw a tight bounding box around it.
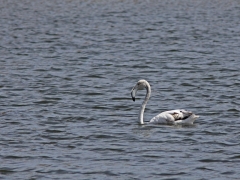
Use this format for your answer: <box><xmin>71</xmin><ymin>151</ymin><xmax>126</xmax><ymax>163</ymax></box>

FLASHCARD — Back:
<box><xmin>131</xmin><ymin>85</ymin><xmax>138</xmax><ymax>102</ymax></box>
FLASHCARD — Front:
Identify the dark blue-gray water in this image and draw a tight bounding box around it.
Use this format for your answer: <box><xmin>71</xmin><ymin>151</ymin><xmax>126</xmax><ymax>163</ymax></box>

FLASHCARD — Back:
<box><xmin>0</xmin><ymin>0</ymin><xmax>240</xmax><ymax>179</ymax></box>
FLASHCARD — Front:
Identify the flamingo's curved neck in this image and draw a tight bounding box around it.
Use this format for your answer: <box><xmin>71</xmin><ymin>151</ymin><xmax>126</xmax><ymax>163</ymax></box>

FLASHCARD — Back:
<box><xmin>138</xmin><ymin>83</ymin><xmax>151</xmax><ymax>124</ymax></box>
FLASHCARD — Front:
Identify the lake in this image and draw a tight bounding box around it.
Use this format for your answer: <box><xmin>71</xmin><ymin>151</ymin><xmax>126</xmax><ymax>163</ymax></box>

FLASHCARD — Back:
<box><xmin>0</xmin><ymin>0</ymin><xmax>240</xmax><ymax>179</ymax></box>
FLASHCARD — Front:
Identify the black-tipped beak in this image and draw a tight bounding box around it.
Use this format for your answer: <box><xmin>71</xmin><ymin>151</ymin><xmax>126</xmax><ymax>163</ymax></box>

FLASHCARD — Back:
<box><xmin>131</xmin><ymin>86</ymin><xmax>137</xmax><ymax>102</ymax></box>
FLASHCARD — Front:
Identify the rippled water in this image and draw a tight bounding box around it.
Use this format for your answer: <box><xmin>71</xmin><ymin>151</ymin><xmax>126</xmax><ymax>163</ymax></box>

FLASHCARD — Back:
<box><xmin>1</xmin><ymin>0</ymin><xmax>240</xmax><ymax>179</ymax></box>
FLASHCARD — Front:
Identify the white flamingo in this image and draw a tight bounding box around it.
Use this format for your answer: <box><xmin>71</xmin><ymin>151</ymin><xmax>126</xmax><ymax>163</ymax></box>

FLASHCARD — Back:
<box><xmin>131</xmin><ymin>79</ymin><xmax>199</xmax><ymax>125</ymax></box>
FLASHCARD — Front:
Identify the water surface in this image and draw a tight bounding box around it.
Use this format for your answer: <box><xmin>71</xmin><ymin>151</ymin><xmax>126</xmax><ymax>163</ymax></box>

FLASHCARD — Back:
<box><xmin>0</xmin><ymin>0</ymin><xmax>240</xmax><ymax>179</ymax></box>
